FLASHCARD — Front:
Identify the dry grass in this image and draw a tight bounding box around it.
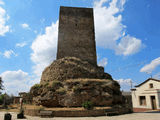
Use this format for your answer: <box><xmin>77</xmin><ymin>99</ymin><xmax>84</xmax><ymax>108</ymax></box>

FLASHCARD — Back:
<box><xmin>47</xmin><ymin>107</ymin><xmax>112</xmax><ymax>111</ymax></box>
<box><xmin>0</xmin><ymin>104</ymin><xmax>112</xmax><ymax>112</ymax></box>
<box><xmin>0</xmin><ymin>104</ymin><xmax>19</xmax><ymax>112</ymax></box>
<box><xmin>66</xmin><ymin>78</ymin><xmax>111</xmax><ymax>83</ymax></box>
<box><xmin>23</xmin><ymin>104</ymin><xmax>111</xmax><ymax>111</ymax></box>
<box><xmin>0</xmin><ymin>109</ymin><xmax>19</xmax><ymax>112</ymax></box>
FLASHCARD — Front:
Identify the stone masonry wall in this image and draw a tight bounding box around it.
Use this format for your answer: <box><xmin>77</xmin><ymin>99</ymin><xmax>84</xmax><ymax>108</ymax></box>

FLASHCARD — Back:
<box><xmin>57</xmin><ymin>6</ymin><xmax>97</xmax><ymax>65</ymax></box>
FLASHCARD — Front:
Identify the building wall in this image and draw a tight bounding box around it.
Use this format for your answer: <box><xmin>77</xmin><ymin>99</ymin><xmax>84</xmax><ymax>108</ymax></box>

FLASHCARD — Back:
<box><xmin>132</xmin><ymin>80</ymin><xmax>160</xmax><ymax>111</ymax></box>
<box><xmin>13</xmin><ymin>97</ymin><xmax>21</xmax><ymax>104</ymax></box>
<box><xmin>57</xmin><ymin>6</ymin><xmax>97</xmax><ymax>65</ymax></box>
<box><xmin>158</xmin><ymin>92</ymin><xmax>160</xmax><ymax>108</ymax></box>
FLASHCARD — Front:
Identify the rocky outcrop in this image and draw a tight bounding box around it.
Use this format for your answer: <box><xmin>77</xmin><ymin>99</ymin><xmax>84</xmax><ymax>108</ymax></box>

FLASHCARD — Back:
<box><xmin>30</xmin><ymin>57</ymin><xmax>122</xmax><ymax>107</ymax></box>
<box><xmin>40</xmin><ymin>57</ymin><xmax>112</xmax><ymax>84</ymax></box>
<box><xmin>30</xmin><ymin>79</ymin><xmax>122</xmax><ymax>107</ymax></box>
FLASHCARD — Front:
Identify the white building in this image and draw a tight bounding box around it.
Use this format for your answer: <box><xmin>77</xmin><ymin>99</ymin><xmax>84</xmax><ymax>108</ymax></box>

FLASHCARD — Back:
<box><xmin>131</xmin><ymin>78</ymin><xmax>160</xmax><ymax>112</ymax></box>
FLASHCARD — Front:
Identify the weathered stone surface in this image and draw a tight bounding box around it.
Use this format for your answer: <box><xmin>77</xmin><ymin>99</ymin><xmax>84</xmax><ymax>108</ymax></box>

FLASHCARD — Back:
<box><xmin>57</xmin><ymin>6</ymin><xmax>97</xmax><ymax>65</ymax></box>
<box><xmin>40</xmin><ymin>57</ymin><xmax>112</xmax><ymax>84</ymax></box>
<box><xmin>30</xmin><ymin>57</ymin><xmax>121</xmax><ymax>107</ymax></box>
<box><xmin>30</xmin><ymin>78</ymin><xmax>122</xmax><ymax>107</ymax></box>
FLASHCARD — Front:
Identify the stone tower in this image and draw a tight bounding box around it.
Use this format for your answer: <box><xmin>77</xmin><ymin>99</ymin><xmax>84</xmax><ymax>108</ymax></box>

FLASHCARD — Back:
<box><xmin>30</xmin><ymin>6</ymin><xmax>124</xmax><ymax>109</ymax></box>
<box><xmin>57</xmin><ymin>6</ymin><xmax>97</xmax><ymax>65</ymax></box>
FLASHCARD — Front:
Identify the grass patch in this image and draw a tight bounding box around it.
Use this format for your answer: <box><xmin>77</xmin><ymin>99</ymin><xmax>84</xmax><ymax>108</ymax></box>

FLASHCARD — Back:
<box><xmin>52</xmin><ymin>81</ymin><xmax>62</xmax><ymax>88</ymax></box>
<box><xmin>82</xmin><ymin>101</ymin><xmax>94</xmax><ymax>110</ymax></box>
<box><xmin>56</xmin><ymin>87</ymin><xmax>66</xmax><ymax>95</ymax></box>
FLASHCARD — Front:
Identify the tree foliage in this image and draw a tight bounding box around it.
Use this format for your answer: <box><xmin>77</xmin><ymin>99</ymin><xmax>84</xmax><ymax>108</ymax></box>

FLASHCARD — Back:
<box><xmin>0</xmin><ymin>93</ymin><xmax>14</xmax><ymax>105</ymax></box>
<box><xmin>0</xmin><ymin>77</ymin><xmax>3</xmax><ymax>94</ymax></box>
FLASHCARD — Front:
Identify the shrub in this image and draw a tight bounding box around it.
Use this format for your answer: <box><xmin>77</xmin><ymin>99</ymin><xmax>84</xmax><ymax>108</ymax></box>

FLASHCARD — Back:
<box><xmin>52</xmin><ymin>81</ymin><xmax>62</xmax><ymax>88</ymax></box>
<box><xmin>32</xmin><ymin>84</ymin><xmax>41</xmax><ymax>89</ymax></box>
<box><xmin>0</xmin><ymin>94</ymin><xmax>4</xmax><ymax>104</ymax></box>
<box><xmin>82</xmin><ymin>101</ymin><xmax>94</xmax><ymax>110</ymax></box>
<box><xmin>0</xmin><ymin>94</ymin><xmax>14</xmax><ymax>105</ymax></box>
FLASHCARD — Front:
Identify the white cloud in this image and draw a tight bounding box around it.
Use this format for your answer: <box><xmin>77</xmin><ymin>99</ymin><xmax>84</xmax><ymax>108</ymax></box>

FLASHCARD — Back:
<box><xmin>0</xmin><ymin>70</ymin><xmax>31</xmax><ymax>95</ymax></box>
<box><xmin>116</xmin><ymin>35</ymin><xmax>142</xmax><ymax>55</ymax></box>
<box><xmin>98</xmin><ymin>58</ymin><xmax>108</xmax><ymax>67</ymax></box>
<box><xmin>16</xmin><ymin>42</ymin><xmax>27</xmax><ymax>47</ymax></box>
<box><xmin>3</xmin><ymin>50</ymin><xmax>17</xmax><ymax>58</ymax></box>
<box><xmin>140</xmin><ymin>57</ymin><xmax>160</xmax><ymax>73</ymax></box>
<box><xmin>94</xmin><ymin>0</ymin><xmax>143</xmax><ymax>56</ymax></box>
<box><xmin>21</xmin><ymin>23</ymin><xmax>30</xmax><ymax>29</ymax></box>
<box><xmin>34</xmin><ymin>30</ymin><xmax>38</xmax><ymax>34</ymax></box>
<box><xmin>31</xmin><ymin>21</ymin><xmax>58</xmax><ymax>78</ymax></box>
<box><xmin>0</xmin><ymin>0</ymin><xmax>4</xmax><ymax>5</ymax></box>
<box><xmin>116</xmin><ymin>78</ymin><xmax>132</xmax><ymax>85</ymax></box>
<box><xmin>30</xmin><ymin>0</ymin><xmax>143</xmax><ymax>80</ymax></box>
<box><xmin>116</xmin><ymin>78</ymin><xmax>136</xmax><ymax>91</ymax></box>
<box><xmin>0</xmin><ymin>6</ymin><xmax>10</xmax><ymax>36</ymax></box>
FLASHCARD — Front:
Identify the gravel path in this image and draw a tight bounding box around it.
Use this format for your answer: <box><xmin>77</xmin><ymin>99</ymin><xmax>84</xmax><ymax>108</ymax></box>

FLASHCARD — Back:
<box><xmin>1</xmin><ymin>111</ymin><xmax>160</xmax><ymax>120</ymax></box>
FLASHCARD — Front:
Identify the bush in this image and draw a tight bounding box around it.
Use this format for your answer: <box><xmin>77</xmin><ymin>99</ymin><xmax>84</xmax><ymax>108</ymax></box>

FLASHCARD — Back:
<box><xmin>82</xmin><ymin>101</ymin><xmax>94</xmax><ymax>110</ymax></box>
<box><xmin>0</xmin><ymin>94</ymin><xmax>4</xmax><ymax>104</ymax></box>
<box><xmin>32</xmin><ymin>84</ymin><xmax>41</xmax><ymax>89</ymax></box>
<box><xmin>52</xmin><ymin>81</ymin><xmax>62</xmax><ymax>88</ymax></box>
<box><xmin>0</xmin><ymin>94</ymin><xmax>14</xmax><ymax>105</ymax></box>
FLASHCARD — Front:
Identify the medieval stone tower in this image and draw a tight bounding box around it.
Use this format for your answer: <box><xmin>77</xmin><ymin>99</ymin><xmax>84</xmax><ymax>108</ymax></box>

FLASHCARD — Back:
<box><xmin>30</xmin><ymin>6</ymin><xmax>123</xmax><ymax>108</ymax></box>
<box><xmin>57</xmin><ymin>6</ymin><xmax>97</xmax><ymax>65</ymax></box>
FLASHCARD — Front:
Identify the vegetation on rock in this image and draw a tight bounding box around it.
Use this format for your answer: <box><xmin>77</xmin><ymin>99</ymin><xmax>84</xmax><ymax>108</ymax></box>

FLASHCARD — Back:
<box><xmin>30</xmin><ymin>57</ymin><xmax>123</xmax><ymax>107</ymax></box>
<box><xmin>56</xmin><ymin>87</ymin><xmax>66</xmax><ymax>95</ymax></box>
<box><xmin>40</xmin><ymin>57</ymin><xmax>113</xmax><ymax>84</ymax></box>
<box><xmin>82</xmin><ymin>101</ymin><xmax>94</xmax><ymax>110</ymax></box>
<box><xmin>52</xmin><ymin>81</ymin><xmax>62</xmax><ymax>89</ymax></box>
<box><xmin>32</xmin><ymin>84</ymin><xmax>41</xmax><ymax>89</ymax></box>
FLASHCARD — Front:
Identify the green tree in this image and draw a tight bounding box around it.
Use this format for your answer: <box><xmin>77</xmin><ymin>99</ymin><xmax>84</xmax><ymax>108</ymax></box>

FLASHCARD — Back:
<box><xmin>0</xmin><ymin>94</ymin><xmax>4</xmax><ymax>104</ymax></box>
<box><xmin>0</xmin><ymin>77</ymin><xmax>3</xmax><ymax>94</ymax></box>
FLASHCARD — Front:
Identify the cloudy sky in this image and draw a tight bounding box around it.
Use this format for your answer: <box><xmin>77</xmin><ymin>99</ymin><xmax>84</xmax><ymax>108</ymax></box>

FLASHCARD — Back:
<box><xmin>0</xmin><ymin>0</ymin><xmax>160</xmax><ymax>95</ymax></box>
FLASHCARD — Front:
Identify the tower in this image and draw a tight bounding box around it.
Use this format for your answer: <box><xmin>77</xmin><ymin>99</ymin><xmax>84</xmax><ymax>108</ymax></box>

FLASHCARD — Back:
<box><xmin>57</xmin><ymin>6</ymin><xmax>97</xmax><ymax>65</ymax></box>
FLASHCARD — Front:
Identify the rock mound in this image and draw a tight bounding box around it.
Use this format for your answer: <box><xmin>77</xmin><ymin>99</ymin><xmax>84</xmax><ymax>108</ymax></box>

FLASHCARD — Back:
<box><xmin>30</xmin><ymin>57</ymin><xmax>122</xmax><ymax>107</ymax></box>
<box><xmin>30</xmin><ymin>79</ymin><xmax>122</xmax><ymax>107</ymax></box>
<box><xmin>40</xmin><ymin>57</ymin><xmax>112</xmax><ymax>84</ymax></box>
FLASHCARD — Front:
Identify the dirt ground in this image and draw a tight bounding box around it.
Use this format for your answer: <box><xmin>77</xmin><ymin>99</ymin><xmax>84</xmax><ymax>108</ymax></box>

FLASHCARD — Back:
<box><xmin>0</xmin><ymin>111</ymin><xmax>160</xmax><ymax>120</ymax></box>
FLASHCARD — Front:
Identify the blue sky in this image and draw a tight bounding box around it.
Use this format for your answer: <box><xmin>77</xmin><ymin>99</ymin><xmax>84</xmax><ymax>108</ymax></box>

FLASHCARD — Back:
<box><xmin>0</xmin><ymin>0</ymin><xmax>160</xmax><ymax>95</ymax></box>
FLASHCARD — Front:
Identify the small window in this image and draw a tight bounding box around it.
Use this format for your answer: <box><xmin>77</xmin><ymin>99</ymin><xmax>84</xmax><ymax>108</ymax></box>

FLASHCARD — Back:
<box><xmin>139</xmin><ymin>96</ymin><xmax>146</xmax><ymax>106</ymax></box>
<box><xmin>149</xmin><ymin>83</ymin><xmax>153</xmax><ymax>88</ymax></box>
